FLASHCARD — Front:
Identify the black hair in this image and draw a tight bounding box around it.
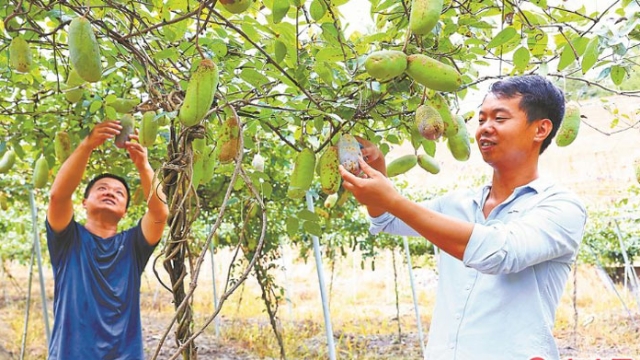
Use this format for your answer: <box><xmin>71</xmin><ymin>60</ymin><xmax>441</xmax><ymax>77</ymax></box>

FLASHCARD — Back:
<box><xmin>487</xmin><ymin>75</ymin><xmax>565</xmax><ymax>154</ymax></box>
<box><xmin>83</xmin><ymin>173</ymin><xmax>131</xmax><ymax>209</ymax></box>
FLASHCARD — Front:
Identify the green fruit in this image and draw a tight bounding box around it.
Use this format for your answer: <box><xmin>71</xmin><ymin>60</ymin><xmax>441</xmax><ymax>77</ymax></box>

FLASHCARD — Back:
<box><xmin>337</xmin><ymin>134</ymin><xmax>362</xmax><ymax>176</ymax></box>
<box><xmin>179</xmin><ymin>59</ymin><xmax>219</xmax><ymax>127</ymax></box>
<box><xmin>417</xmin><ymin>154</ymin><xmax>440</xmax><ymax>174</ymax></box>
<box><xmin>324</xmin><ymin>193</ymin><xmax>338</xmax><ymax>209</ymax></box>
<box><xmin>405</xmin><ymin>54</ymin><xmax>462</xmax><ymax>92</ymax></box>
<box><xmin>0</xmin><ymin>150</ymin><xmax>16</xmax><ymax>174</ymax></box>
<box><xmin>9</xmin><ymin>36</ymin><xmax>32</xmax><ymax>73</ymax></box>
<box><xmin>68</xmin><ymin>17</ymin><xmax>102</xmax><ymax>82</ymax></box>
<box><xmin>415</xmin><ymin>104</ymin><xmax>444</xmax><ymax>140</ymax></box>
<box><xmin>33</xmin><ymin>156</ymin><xmax>49</xmax><ymax>189</ymax></box>
<box><xmin>287</xmin><ymin>148</ymin><xmax>316</xmax><ymax>199</ymax></box>
<box><xmin>218</xmin><ymin>116</ymin><xmax>240</xmax><ymax>163</ymax></box>
<box><xmin>364</xmin><ymin>50</ymin><xmax>408</xmax><ymax>82</ymax></box>
<box><xmin>386</xmin><ymin>154</ymin><xmax>418</xmax><ymax>177</ymax></box>
<box><xmin>409</xmin><ymin>0</ymin><xmax>444</xmax><ymax>35</ymax></box>
<box><xmin>54</xmin><ymin>131</ymin><xmax>73</xmax><ymax>164</ymax></box>
<box><xmin>139</xmin><ymin>111</ymin><xmax>158</xmax><ymax>147</ymax></box>
<box><xmin>64</xmin><ymin>69</ymin><xmax>85</xmax><ymax>103</ymax></box>
<box><xmin>447</xmin><ymin>115</ymin><xmax>470</xmax><ymax>161</ymax></box>
<box><xmin>115</xmin><ymin>114</ymin><xmax>135</xmax><ymax>148</ymax></box>
<box><xmin>429</xmin><ymin>93</ymin><xmax>458</xmax><ymax>138</ymax></box>
<box><xmin>635</xmin><ymin>157</ymin><xmax>640</xmax><ymax>185</ymax></box>
<box><xmin>319</xmin><ymin>146</ymin><xmax>341</xmax><ymax>195</ymax></box>
<box><xmin>555</xmin><ymin>102</ymin><xmax>581</xmax><ymax>147</ymax></box>
<box><xmin>110</xmin><ymin>98</ymin><xmax>139</xmax><ymax>114</ymax></box>
<box><xmin>219</xmin><ymin>0</ymin><xmax>252</xmax><ymax>14</ymax></box>
<box><xmin>0</xmin><ymin>193</ymin><xmax>8</xmax><ymax>211</ymax></box>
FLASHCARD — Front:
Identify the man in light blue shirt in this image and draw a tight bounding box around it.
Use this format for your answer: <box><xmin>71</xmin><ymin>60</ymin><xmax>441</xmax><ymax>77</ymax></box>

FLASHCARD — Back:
<box><xmin>340</xmin><ymin>75</ymin><xmax>587</xmax><ymax>359</ymax></box>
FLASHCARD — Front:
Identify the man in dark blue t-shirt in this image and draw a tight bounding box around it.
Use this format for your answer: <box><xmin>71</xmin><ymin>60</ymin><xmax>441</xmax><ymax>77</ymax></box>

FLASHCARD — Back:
<box><xmin>46</xmin><ymin>120</ymin><xmax>168</xmax><ymax>359</ymax></box>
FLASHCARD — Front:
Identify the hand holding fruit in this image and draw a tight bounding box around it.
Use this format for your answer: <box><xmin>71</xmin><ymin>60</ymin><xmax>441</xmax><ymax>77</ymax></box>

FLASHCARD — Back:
<box><xmin>339</xmin><ymin>157</ymin><xmax>400</xmax><ymax>211</ymax></box>
<box><xmin>85</xmin><ymin>121</ymin><xmax>122</xmax><ymax>150</ymax></box>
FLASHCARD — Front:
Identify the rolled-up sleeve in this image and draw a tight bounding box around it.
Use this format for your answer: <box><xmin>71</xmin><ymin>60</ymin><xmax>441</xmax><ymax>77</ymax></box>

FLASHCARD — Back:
<box><xmin>463</xmin><ymin>194</ymin><xmax>587</xmax><ymax>274</ymax></box>
<box><xmin>369</xmin><ymin>200</ymin><xmax>437</xmax><ymax>237</ymax></box>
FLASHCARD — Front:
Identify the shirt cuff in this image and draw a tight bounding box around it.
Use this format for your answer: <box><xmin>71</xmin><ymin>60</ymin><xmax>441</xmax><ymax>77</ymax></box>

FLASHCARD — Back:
<box><xmin>368</xmin><ymin>212</ymin><xmax>393</xmax><ymax>235</ymax></box>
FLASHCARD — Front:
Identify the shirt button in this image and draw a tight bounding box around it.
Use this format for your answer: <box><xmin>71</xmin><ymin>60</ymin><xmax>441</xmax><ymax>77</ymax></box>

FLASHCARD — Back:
<box><xmin>449</xmin><ymin>343</ymin><xmax>455</xmax><ymax>349</ymax></box>
<box><xmin>455</xmin><ymin>314</ymin><xmax>461</xmax><ymax>320</ymax></box>
<box><xmin>465</xmin><ymin>285</ymin><xmax>471</xmax><ymax>291</ymax></box>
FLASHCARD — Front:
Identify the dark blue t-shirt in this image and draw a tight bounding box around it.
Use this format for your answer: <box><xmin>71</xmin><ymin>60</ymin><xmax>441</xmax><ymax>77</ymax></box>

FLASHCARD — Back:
<box><xmin>46</xmin><ymin>218</ymin><xmax>156</xmax><ymax>360</ymax></box>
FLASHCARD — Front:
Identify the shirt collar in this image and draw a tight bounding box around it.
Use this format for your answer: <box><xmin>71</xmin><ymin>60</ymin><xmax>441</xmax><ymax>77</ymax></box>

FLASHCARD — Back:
<box><xmin>474</xmin><ymin>177</ymin><xmax>554</xmax><ymax>207</ymax></box>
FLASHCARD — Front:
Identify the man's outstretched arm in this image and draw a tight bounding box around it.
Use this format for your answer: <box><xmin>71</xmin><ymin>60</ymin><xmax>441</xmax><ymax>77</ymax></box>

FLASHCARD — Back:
<box><xmin>126</xmin><ymin>134</ymin><xmax>168</xmax><ymax>246</ymax></box>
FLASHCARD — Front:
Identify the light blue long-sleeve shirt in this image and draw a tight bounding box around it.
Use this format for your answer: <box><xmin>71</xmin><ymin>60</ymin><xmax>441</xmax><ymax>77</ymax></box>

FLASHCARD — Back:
<box><xmin>370</xmin><ymin>178</ymin><xmax>587</xmax><ymax>360</ymax></box>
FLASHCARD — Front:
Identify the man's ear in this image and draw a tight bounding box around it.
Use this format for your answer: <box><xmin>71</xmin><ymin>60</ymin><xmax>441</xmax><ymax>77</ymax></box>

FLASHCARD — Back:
<box><xmin>534</xmin><ymin>118</ymin><xmax>553</xmax><ymax>142</ymax></box>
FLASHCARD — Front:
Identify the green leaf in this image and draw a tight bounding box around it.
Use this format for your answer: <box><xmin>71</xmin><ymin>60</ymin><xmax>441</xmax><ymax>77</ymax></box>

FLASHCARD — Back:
<box><xmin>286</xmin><ymin>216</ymin><xmax>299</xmax><ymax>237</ymax></box>
<box><xmin>89</xmin><ymin>100</ymin><xmax>103</xmax><ymax>114</ymax></box>
<box><xmin>581</xmin><ymin>37</ymin><xmax>600</xmax><ymax>74</ymax></box>
<box><xmin>486</xmin><ymin>27</ymin><xmax>518</xmax><ymax>49</ymax></box>
<box><xmin>610</xmin><ymin>65</ymin><xmax>626</xmax><ymax>85</ymax></box>
<box><xmin>298</xmin><ymin>209</ymin><xmax>320</xmax><ymax>222</ymax></box>
<box><xmin>272</xmin><ymin>0</ymin><xmax>289</xmax><ymax>24</ymax></box>
<box><xmin>512</xmin><ymin>46</ymin><xmax>531</xmax><ymax>73</ymax></box>
<box><xmin>315</xmin><ymin>48</ymin><xmax>344</xmax><ymax>62</ymax></box>
<box><xmin>303</xmin><ymin>220</ymin><xmax>323</xmax><ymax>237</ymax></box>
<box><xmin>239</xmin><ymin>68</ymin><xmax>270</xmax><ymax>88</ymax></box>
<box><xmin>531</xmin><ymin>0</ymin><xmax>547</xmax><ymax>8</ymax></box>
<box><xmin>527</xmin><ymin>30</ymin><xmax>548</xmax><ymax>58</ymax></box>
<box><xmin>274</xmin><ymin>40</ymin><xmax>287</xmax><ymax>64</ymax></box>
<box><xmin>153</xmin><ymin>47</ymin><xmax>179</xmax><ymax>61</ymax></box>
<box><xmin>309</xmin><ymin>0</ymin><xmax>327</xmax><ymax>21</ymax></box>
<box><xmin>557</xmin><ymin>44</ymin><xmax>576</xmax><ymax>72</ymax></box>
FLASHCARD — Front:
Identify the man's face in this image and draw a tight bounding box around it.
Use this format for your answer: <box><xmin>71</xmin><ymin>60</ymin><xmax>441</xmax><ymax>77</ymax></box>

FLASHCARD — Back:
<box><xmin>83</xmin><ymin>177</ymin><xmax>128</xmax><ymax>220</ymax></box>
<box><xmin>476</xmin><ymin>93</ymin><xmax>543</xmax><ymax>168</ymax></box>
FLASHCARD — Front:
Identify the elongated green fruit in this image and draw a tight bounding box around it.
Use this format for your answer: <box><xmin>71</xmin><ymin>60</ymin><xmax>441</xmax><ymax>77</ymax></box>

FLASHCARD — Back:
<box><xmin>64</xmin><ymin>69</ymin><xmax>85</xmax><ymax>103</ymax></box>
<box><xmin>415</xmin><ymin>104</ymin><xmax>444</xmax><ymax>140</ymax></box>
<box><xmin>319</xmin><ymin>146</ymin><xmax>341</xmax><ymax>195</ymax></box>
<box><xmin>364</xmin><ymin>50</ymin><xmax>408</xmax><ymax>82</ymax></box>
<box><xmin>139</xmin><ymin>111</ymin><xmax>158</xmax><ymax>147</ymax></box>
<box><xmin>337</xmin><ymin>134</ymin><xmax>362</xmax><ymax>176</ymax></box>
<box><xmin>68</xmin><ymin>17</ymin><xmax>102</xmax><ymax>82</ymax></box>
<box><xmin>409</xmin><ymin>0</ymin><xmax>444</xmax><ymax>35</ymax></box>
<box><xmin>219</xmin><ymin>0</ymin><xmax>252</xmax><ymax>14</ymax></box>
<box><xmin>110</xmin><ymin>98</ymin><xmax>139</xmax><ymax>114</ymax></box>
<box><xmin>417</xmin><ymin>154</ymin><xmax>440</xmax><ymax>174</ymax></box>
<box><xmin>33</xmin><ymin>156</ymin><xmax>49</xmax><ymax>189</ymax></box>
<box><xmin>179</xmin><ymin>59</ymin><xmax>219</xmax><ymax>127</ymax></box>
<box><xmin>386</xmin><ymin>154</ymin><xmax>418</xmax><ymax>177</ymax></box>
<box><xmin>0</xmin><ymin>150</ymin><xmax>16</xmax><ymax>173</ymax></box>
<box><xmin>447</xmin><ymin>115</ymin><xmax>470</xmax><ymax>161</ymax></box>
<box><xmin>429</xmin><ymin>93</ymin><xmax>458</xmax><ymax>138</ymax></box>
<box><xmin>54</xmin><ymin>131</ymin><xmax>73</xmax><ymax>164</ymax></box>
<box><xmin>405</xmin><ymin>54</ymin><xmax>462</xmax><ymax>92</ymax></box>
<box><xmin>555</xmin><ymin>102</ymin><xmax>581</xmax><ymax>147</ymax></box>
<box><xmin>10</xmin><ymin>36</ymin><xmax>32</xmax><ymax>73</ymax></box>
<box><xmin>287</xmin><ymin>148</ymin><xmax>316</xmax><ymax>199</ymax></box>
<box><xmin>0</xmin><ymin>193</ymin><xmax>8</xmax><ymax>211</ymax></box>
<box><xmin>218</xmin><ymin>116</ymin><xmax>240</xmax><ymax>163</ymax></box>
<box><xmin>115</xmin><ymin>114</ymin><xmax>135</xmax><ymax>148</ymax></box>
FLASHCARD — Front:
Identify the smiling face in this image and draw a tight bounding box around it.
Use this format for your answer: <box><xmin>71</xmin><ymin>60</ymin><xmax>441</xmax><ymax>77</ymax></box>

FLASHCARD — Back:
<box><xmin>82</xmin><ymin>177</ymin><xmax>128</xmax><ymax>221</ymax></box>
<box><xmin>476</xmin><ymin>93</ymin><xmax>550</xmax><ymax>170</ymax></box>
